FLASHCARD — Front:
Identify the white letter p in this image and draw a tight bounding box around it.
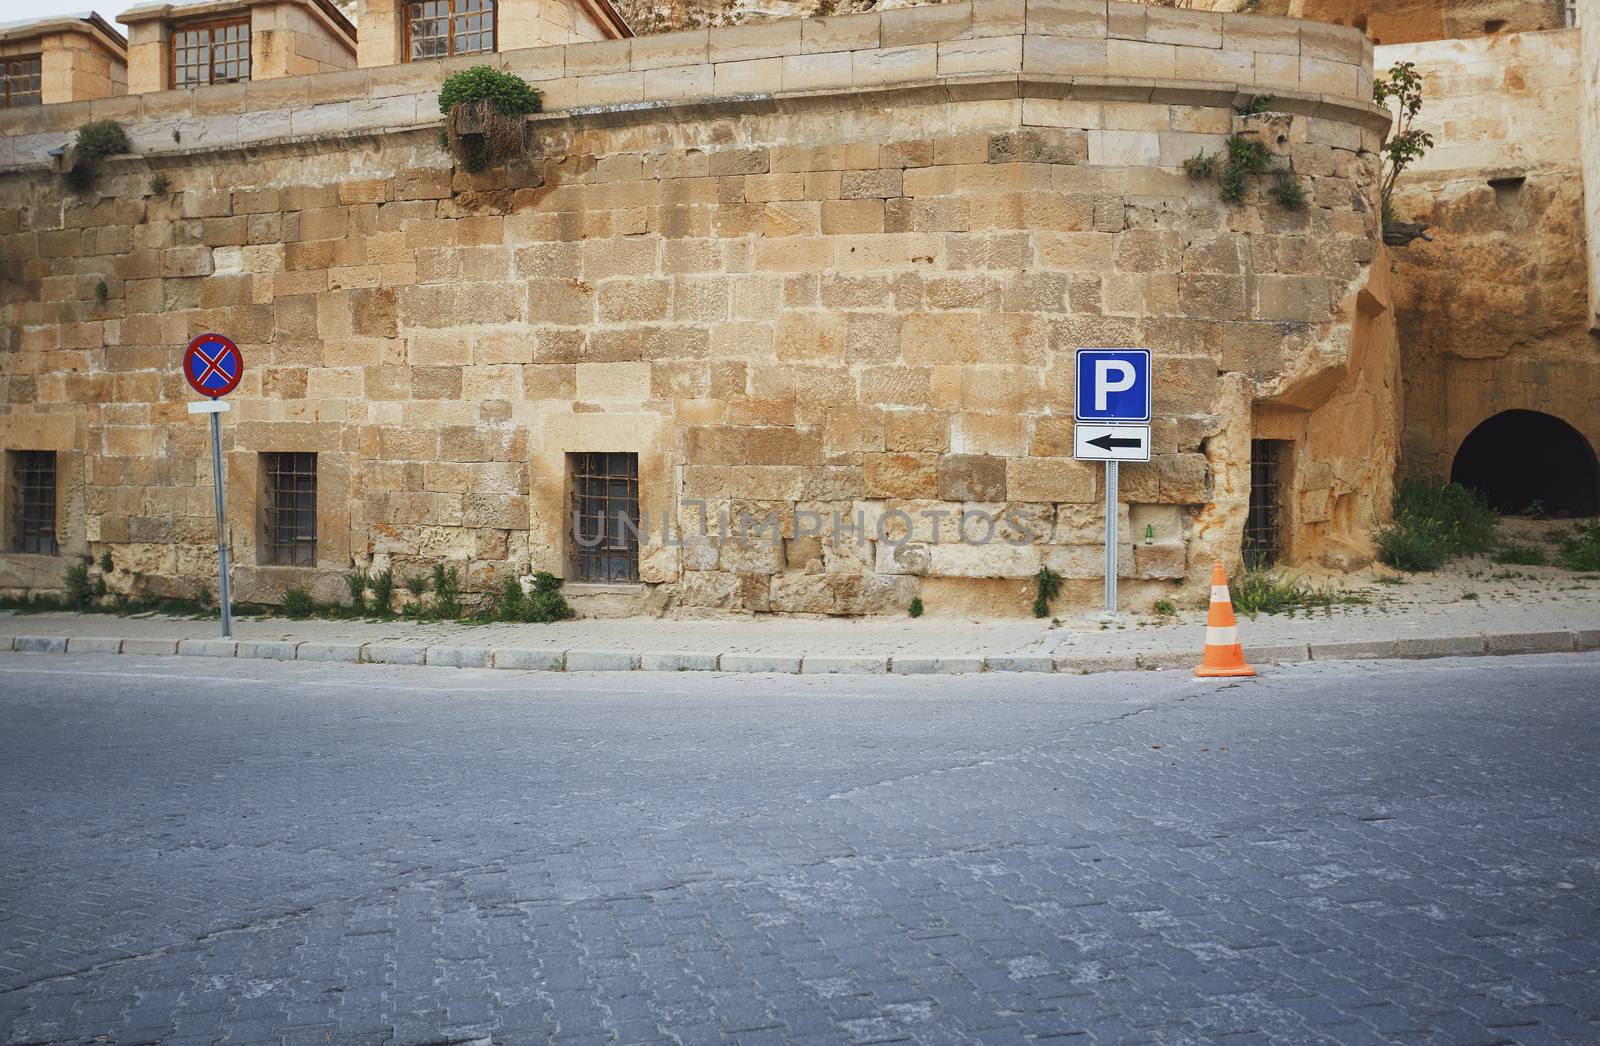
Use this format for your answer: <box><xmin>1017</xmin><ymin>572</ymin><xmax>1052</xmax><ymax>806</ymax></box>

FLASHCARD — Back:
<box><xmin>1094</xmin><ymin>359</ymin><xmax>1136</xmax><ymax>411</ymax></box>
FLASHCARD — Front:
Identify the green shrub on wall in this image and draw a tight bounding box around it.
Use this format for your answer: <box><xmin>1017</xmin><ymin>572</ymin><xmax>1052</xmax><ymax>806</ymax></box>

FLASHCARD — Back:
<box><xmin>63</xmin><ymin>120</ymin><xmax>131</xmax><ymax>192</ymax></box>
<box><xmin>438</xmin><ymin>66</ymin><xmax>542</xmax><ymax>173</ymax></box>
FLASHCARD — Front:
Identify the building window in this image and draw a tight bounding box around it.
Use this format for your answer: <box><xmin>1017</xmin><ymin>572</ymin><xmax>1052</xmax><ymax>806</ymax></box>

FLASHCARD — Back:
<box><xmin>9</xmin><ymin>451</ymin><xmax>59</xmax><ymax>555</ymax></box>
<box><xmin>405</xmin><ymin>0</ymin><xmax>496</xmax><ymax>61</ymax></box>
<box><xmin>1</xmin><ymin>56</ymin><xmax>42</xmax><ymax>108</ymax></box>
<box><xmin>1243</xmin><ymin>439</ymin><xmax>1290</xmax><ymax>569</ymax></box>
<box><xmin>172</xmin><ymin>19</ymin><xmax>251</xmax><ymax>88</ymax></box>
<box><xmin>262</xmin><ymin>453</ymin><xmax>317</xmax><ymax>567</ymax></box>
<box><xmin>569</xmin><ymin>452</ymin><xmax>639</xmax><ymax>582</ymax></box>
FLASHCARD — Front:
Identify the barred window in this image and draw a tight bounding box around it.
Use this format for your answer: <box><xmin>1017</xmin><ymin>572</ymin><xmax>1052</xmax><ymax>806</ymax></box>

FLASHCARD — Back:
<box><xmin>2</xmin><ymin>56</ymin><xmax>42</xmax><ymax>108</ymax></box>
<box><xmin>262</xmin><ymin>453</ymin><xmax>317</xmax><ymax>567</ymax></box>
<box><xmin>405</xmin><ymin>0</ymin><xmax>495</xmax><ymax>61</ymax></box>
<box><xmin>172</xmin><ymin>20</ymin><xmax>251</xmax><ymax>88</ymax></box>
<box><xmin>569</xmin><ymin>452</ymin><xmax>639</xmax><ymax>582</ymax></box>
<box><xmin>9</xmin><ymin>451</ymin><xmax>58</xmax><ymax>556</ymax></box>
<box><xmin>1243</xmin><ymin>439</ymin><xmax>1290</xmax><ymax>569</ymax></box>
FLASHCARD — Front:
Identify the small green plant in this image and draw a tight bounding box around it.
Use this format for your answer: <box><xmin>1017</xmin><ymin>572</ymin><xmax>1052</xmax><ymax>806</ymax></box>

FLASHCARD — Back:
<box><xmin>1492</xmin><ymin>542</ymin><xmax>1548</xmax><ymax>566</ymax></box>
<box><xmin>1268</xmin><ymin>171</ymin><xmax>1307</xmax><ymax>209</ymax></box>
<box><xmin>438</xmin><ymin>66</ymin><xmax>542</xmax><ymax>173</ymax></box>
<box><xmin>1520</xmin><ymin>498</ymin><xmax>1547</xmax><ymax>519</ymax></box>
<box><xmin>1460</xmin><ymin>591</ymin><xmax>1479</xmax><ymax>601</ymax></box>
<box><xmin>908</xmin><ymin>596</ymin><xmax>924</xmax><ymax>618</ymax></box>
<box><xmin>1375</xmin><ymin>479</ymin><xmax>1498</xmax><ymax>571</ymax></box>
<box><xmin>1231</xmin><ymin>568</ymin><xmax>1367</xmax><ymax>618</ymax></box>
<box><xmin>64</xmin><ymin>561</ymin><xmax>94</xmax><ymax>609</ymax></box>
<box><xmin>493</xmin><ymin>571</ymin><xmax>575</xmax><ymax>623</ymax></box>
<box><xmin>172</xmin><ymin>128</ymin><xmax>181</xmax><ymax>143</ymax></box>
<box><xmin>99</xmin><ymin>550</ymin><xmax>114</xmax><ymax>574</ymax></box>
<box><xmin>1220</xmin><ymin>135</ymin><xmax>1273</xmax><ymax>202</ymax></box>
<box><xmin>148</xmin><ymin>173</ymin><xmax>170</xmax><ymax>195</ymax></box>
<box><xmin>403</xmin><ymin>571</ymin><xmax>429</xmax><ymax>597</ymax></box>
<box><xmin>1373</xmin><ymin>62</ymin><xmax>1434</xmax><ymax>230</ymax></box>
<box><xmin>1234</xmin><ymin>94</ymin><xmax>1275</xmax><ymax>116</ymax></box>
<box><xmin>1182</xmin><ymin>150</ymin><xmax>1216</xmax><ymax>180</ymax></box>
<box><xmin>368</xmin><ymin>567</ymin><xmax>395</xmax><ymax>616</ymax></box>
<box><xmin>1556</xmin><ymin>520</ymin><xmax>1600</xmax><ymax>572</ymax></box>
<box><xmin>344</xmin><ymin>568</ymin><xmax>368</xmax><ymax>613</ymax></box>
<box><xmin>95</xmin><ymin>279</ymin><xmax>108</xmax><ymax>301</ymax></box>
<box><xmin>63</xmin><ymin>120</ymin><xmax>131</xmax><ymax>192</ymax></box>
<box><xmin>1032</xmin><ymin>566</ymin><xmax>1063</xmax><ymax>618</ymax></box>
<box><xmin>197</xmin><ymin>584</ymin><xmax>212</xmax><ymax>607</ymax></box>
<box><xmin>431</xmin><ymin>563</ymin><xmax>463</xmax><ymax>619</ymax></box>
<box><xmin>1152</xmin><ymin>598</ymin><xmax>1178</xmax><ymax>617</ymax></box>
<box><xmin>281</xmin><ymin>587</ymin><xmax>314</xmax><ymax>620</ymax></box>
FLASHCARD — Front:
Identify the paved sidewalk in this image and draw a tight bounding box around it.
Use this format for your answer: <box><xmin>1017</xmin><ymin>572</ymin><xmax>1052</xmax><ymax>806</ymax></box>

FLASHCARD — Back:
<box><xmin>4</xmin><ymin>562</ymin><xmax>1598</xmax><ymax>674</ymax></box>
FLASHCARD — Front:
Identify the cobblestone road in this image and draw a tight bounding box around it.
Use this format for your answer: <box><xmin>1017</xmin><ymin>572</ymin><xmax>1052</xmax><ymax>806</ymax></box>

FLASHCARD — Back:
<box><xmin>2</xmin><ymin>653</ymin><xmax>1598</xmax><ymax>1045</ymax></box>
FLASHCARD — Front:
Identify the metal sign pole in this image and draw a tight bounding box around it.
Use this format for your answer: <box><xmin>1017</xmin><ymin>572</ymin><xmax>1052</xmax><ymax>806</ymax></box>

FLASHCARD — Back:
<box><xmin>208</xmin><ymin>406</ymin><xmax>233</xmax><ymax>638</ymax></box>
<box><xmin>1103</xmin><ymin>460</ymin><xmax>1118</xmax><ymax>615</ymax></box>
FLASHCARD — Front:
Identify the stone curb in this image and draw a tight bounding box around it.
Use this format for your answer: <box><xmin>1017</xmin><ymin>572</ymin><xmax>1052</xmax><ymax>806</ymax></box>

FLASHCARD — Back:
<box><xmin>4</xmin><ymin>629</ymin><xmax>1597</xmax><ymax>676</ymax></box>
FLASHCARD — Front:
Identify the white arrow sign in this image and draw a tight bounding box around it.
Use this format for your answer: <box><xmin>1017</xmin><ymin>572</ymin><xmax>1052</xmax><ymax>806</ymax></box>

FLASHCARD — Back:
<box><xmin>1074</xmin><ymin>423</ymin><xmax>1151</xmax><ymax>462</ymax></box>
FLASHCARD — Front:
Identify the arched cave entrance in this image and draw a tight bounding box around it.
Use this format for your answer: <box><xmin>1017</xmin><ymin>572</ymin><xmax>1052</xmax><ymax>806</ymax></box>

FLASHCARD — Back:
<box><xmin>1450</xmin><ymin>410</ymin><xmax>1600</xmax><ymax>516</ymax></box>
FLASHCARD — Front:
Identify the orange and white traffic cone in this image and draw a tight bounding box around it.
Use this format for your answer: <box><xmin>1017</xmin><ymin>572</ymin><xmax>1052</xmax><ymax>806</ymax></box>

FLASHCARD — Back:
<box><xmin>1195</xmin><ymin>561</ymin><xmax>1256</xmax><ymax>678</ymax></box>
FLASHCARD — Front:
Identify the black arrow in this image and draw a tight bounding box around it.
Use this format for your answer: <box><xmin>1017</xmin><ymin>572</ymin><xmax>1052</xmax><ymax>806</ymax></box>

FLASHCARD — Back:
<box><xmin>1087</xmin><ymin>432</ymin><xmax>1143</xmax><ymax>451</ymax></box>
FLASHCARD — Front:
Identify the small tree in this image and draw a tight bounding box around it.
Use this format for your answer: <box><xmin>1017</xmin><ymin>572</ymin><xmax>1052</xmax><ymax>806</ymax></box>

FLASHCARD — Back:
<box><xmin>438</xmin><ymin>66</ymin><xmax>541</xmax><ymax>173</ymax></box>
<box><xmin>1373</xmin><ymin>62</ymin><xmax>1434</xmax><ymax>231</ymax></box>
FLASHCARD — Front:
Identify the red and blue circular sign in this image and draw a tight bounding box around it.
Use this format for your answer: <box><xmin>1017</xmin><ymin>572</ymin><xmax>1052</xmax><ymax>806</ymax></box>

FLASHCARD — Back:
<box><xmin>183</xmin><ymin>333</ymin><xmax>243</xmax><ymax>398</ymax></box>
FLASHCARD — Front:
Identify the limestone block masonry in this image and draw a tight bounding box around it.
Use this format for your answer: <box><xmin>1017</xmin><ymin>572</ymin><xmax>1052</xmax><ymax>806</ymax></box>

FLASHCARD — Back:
<box><xmin>0</xmin><ymin>1</ymin><xmax>1399</xmax><ymax>617</ymax></box>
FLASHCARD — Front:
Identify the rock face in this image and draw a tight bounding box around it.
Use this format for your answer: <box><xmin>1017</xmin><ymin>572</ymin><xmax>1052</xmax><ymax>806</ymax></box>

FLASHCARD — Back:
<box><xmin>1379</xmin><ymin>29</ymin><xmax>1600</xmax><ymax>490</ymax></box>
<box><xmin>0</xmin><ymin>4</ymin><xmax>1396</xmax><ymax>616</ymax></box>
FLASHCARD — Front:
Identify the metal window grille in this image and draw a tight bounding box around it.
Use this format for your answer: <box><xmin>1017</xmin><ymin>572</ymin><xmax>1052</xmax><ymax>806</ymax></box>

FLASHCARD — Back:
<box><xmin>1</xmin><ymin>56</ymin><xmax>41</xmax><ymax>108</ymax></box>
<box><xmin>11</xmin><ymin>451</ymin><xmax>58</xmax><ymax>555</ymax></box>
<box><xmin>1243</xmin><ymin>439</ymin><xmax>1288</xmax><ymax>569</ymax></box>
<box><xmin>570</xmin><ymin>452</ymin><xmax>639</xmax><ymax>582</ymax></box>
<box><xmin>263</xmin><ymin>452</ymin><xmax>317</xmax><ymax>567</ymax></box>
<box><xmin>406</xmin><ymin>0</ymin><xmax>495</xmax><ymax>61</ymax></box>
<box><xmin>172</xmin><ymin>20</ymin><xmax>251</xmax><ymax>88</ymax></box>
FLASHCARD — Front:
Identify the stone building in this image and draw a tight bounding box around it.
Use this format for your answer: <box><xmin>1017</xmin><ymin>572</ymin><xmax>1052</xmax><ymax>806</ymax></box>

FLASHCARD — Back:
<box><xmin>0</xmin><ymin>12</ymin><xmax>128</xmax><ymax>107</ymax></box>
<box><xmin>0</xmin><ymin>0</ymin><xmax>1588</xmax><ymax>618</ymax></box>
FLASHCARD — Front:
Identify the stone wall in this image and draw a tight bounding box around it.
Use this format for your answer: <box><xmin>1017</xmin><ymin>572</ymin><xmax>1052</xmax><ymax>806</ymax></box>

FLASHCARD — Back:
<box><xmin>0</xmin><ymin>2</ymin><xmax>1396</xmax><ymax>616</ymax></box>
<box><xmin>1379</xmin><ymin>29</ymin><xmax>1599</xmax><ymax>483</ymax></box>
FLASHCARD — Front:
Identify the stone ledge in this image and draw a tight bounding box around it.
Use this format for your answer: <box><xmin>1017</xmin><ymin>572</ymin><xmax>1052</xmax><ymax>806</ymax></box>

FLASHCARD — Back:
<box><xmin>0</xmin><ymin>7</ymin><xmax>1379</xmax><ymax>172</ymax></box>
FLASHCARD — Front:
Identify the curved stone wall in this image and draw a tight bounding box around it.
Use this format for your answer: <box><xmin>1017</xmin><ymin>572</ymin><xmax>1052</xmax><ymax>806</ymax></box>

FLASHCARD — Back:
<box><xmin>0</xmin><ymin>3</ymin><xmax>1397</xmax><ymax>616</ymax></box>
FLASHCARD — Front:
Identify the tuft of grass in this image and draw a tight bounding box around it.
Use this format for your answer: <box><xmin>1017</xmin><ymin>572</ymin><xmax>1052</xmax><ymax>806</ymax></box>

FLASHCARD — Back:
<box><xmin>1182</xmin><ymin>150</ymin><xmax>1215</xmax><ymax>180</ymax></box>
<box><xmin>95</xmin><ymin>279</ymin><xmax>108</xmax><ymax>301</ymax></box>
<box><xmin>1235</xmin><ymin>94</ymin><xmax>1275</xmax><ymax>115</ymax></box>
<box><xmin>1375</xmin><ymin>479</ymin><xmax>1498</xmax><ymax>572</ymax></box>
<box><xmin>1032</xmin><ymin>566</ymin><xmax>1063</xmax><ymax>618</ymax></box>
<box><xmin>148</xmin><ymin>173</ymin><xmax>170</xmax><ymax>195</ymax></box>
<box><xmin>1492</xmin><ymin>542</ymin><xmax>1548</xmax><ymax>566</ymax></box>
<box><xmin>369</xmin><ymin>568</ymin><xmax>395</xmax><ymax>617</ymax></box>
<box><xmin>1152</xmin><ymin>597</ymin><xmax>1178</xmax><ymax>617</ymax></box>
<box><xmin>64</xmin><ymin>561</ymin><xmax>94</xmax><ymax>609</ymax></box>
<box><xmin>1231</xmin><ymin>567</ymin><xmax>1367</xmax><ymax>619</ymax></box>
<box><xmin>344</xmin><ymin>568</ymin><xmax>368</xmax><ymax>614</ymax></box>
<box><xmin>431</xmin><ymin>563</ymin><xmax>463</xmax><ymax>619</ymax></box>
<box><xmin>908</xmin><ymin>595</ymin><xmax>924</xmax><ymax>618</ymax></box>
<box><xmin>491</xmin><ymin>571</ymin><xmax>574</xmax><ymax>623</ymax></box>
<box><xmin>281</xmin><ymin>587</ymin><xmax>314</xmax><ymax>620</ymax></box>
<box><xmin>403</xmin><ymin>572</ymin><xmax>428</xmax><ymax>597</ymax></box>
<box><xmin>1268</xmin><ymin>171</ymin><xmax>1307</xmax><ymax>209</ymax></box>
<box><xmin>1556</xmin><ymin>520</ymin><xmax>1600</xmax><ymax>572</ymax></box>
<box><xmin>99</xmin><ymin>549</ymin><xmax>114</xmax><ymax>574</ymax></box>
<box><xmin>1220</xmin><ymin>135</ymin><xmax>1272</xmax><ymax>203</ymax></box>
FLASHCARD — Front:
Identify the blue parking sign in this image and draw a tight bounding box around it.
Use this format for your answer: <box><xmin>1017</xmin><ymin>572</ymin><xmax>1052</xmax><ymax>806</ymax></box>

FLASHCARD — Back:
<box><xmin>1074</xmin><ymin>348</ymin><xmax>1151</xmax><ymax>422</ymax></box>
